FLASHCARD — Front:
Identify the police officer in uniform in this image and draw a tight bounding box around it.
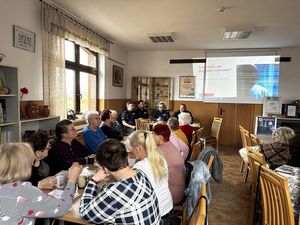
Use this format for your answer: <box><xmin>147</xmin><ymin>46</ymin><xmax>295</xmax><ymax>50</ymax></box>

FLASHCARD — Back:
<box><xmin>121</xmin><ymin>101</ymin><xmax>138</xmax><ymax>134</ymax></box>
<box><xmin>152</xmin><ymin>102</ymin><xmax>170</xmax><ymax>122</ymax></box>
<box><xmin>136</xmin><ymin>100</ymin><xmax>149</xmax><ymax>119</ymax></box>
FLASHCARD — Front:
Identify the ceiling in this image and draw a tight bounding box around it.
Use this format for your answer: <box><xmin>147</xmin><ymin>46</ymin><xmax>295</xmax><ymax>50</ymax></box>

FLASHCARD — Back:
<box><xmin>52</xmin><ymin>0</ymin><xmax>300</xmax><ymax>51</ymax></box>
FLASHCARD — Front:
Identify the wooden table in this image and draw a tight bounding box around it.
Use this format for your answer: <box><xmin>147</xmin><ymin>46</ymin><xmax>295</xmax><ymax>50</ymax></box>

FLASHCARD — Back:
<box><xmin>45</xmin><ymin>188</ymin><xmax>92</xmax><ymax>225</ymax></box>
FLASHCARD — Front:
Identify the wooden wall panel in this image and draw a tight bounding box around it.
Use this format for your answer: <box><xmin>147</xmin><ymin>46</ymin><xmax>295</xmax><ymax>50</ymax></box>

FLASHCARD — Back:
<box><xmin>99</xmin><ymin>99</ymin><xmax>129</xmax><ymax>115</ymax></box>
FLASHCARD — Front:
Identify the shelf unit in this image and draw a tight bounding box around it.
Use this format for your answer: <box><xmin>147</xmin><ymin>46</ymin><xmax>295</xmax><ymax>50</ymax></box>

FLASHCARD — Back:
<box><xmin>0</xmin><ymin>65</ymin><xmax>61</xmax><ymax>143</ymax></box>
<box><xmin>20</xmin><ymin>115</ymin><xmax>60</xmax><ymax>137</ymax></box>
<box><xmin>131</xmin><ymin>77</ymin><xmax>172</xmax><ymax>110</ymax></box>
<box><xmin>0</xmin><ymin>66</ymin><xmax>20</xmax><ymax>143</ymax></box>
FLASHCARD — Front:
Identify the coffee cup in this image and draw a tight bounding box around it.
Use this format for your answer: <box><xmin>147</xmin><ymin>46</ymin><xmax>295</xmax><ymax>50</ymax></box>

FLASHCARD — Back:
<box><xmin>55</xmin><ymin>174</ymin><xmax>67</xmax><ymax>189</ymax></box>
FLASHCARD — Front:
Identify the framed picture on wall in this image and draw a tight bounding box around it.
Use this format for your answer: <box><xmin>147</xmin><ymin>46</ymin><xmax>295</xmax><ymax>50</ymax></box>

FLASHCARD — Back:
<box><xmin>112</xmin><ymin>65</ymin><xmax>123</xmax><ymax>87</ymax></box>
<box><xmin>179</xmin><ymin>76</ymin><xmax>195</xmax><ymax>98</ymax></box>
<box><xmin>286</xmin><ymin>104</ymin><xmax>297</xmax><ymax>117</ymax></box>
<box><xmin>13</xmin><ymin>25</ymin><xmax>36</xmax><ymax>52</ymax></box>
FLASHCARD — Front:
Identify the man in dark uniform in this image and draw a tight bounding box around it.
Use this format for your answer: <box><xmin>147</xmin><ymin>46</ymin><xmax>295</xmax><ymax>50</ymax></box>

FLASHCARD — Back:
<box><xmin>152</xmin><ymin>102</ymin><xmax>170</xmax><ymax>122</ymax></box>
<box><xmin>136</xmin><ymin>100</ymin><xmax>149</xmax><ymax>119</ymax></box>
<box><xmin>173</xmin><ymin>103</ymin><xmax>193</xmax><ymax>123</ymax></box>
<box><xmin>121</xmin><ymin>101</ymin><xmax>138</xmax><ymax>134</ymax></box>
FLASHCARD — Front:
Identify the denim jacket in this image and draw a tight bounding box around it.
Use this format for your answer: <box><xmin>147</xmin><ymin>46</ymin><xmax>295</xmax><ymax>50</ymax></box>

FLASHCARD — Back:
<box><xmin>186</xmin><ymin>160</ymin><xmax>211</xmax><ymax>218</ymax></box>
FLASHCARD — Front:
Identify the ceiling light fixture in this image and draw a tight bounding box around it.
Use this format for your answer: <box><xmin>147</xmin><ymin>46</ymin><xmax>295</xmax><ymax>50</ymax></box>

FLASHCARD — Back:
<box><xmin>223</xmin><ymin>25</ymin><xmax>255</xmax><ymax>40</ymax></box>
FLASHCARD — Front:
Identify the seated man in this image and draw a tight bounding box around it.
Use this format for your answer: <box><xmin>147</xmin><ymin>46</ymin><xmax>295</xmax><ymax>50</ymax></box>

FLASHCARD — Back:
<box><xmin>83</xmin><ymin>111</ymin><xmax>107</xmax><ymax>152</ymax></box>
<box><xmin>46</xmin><ymin>119</ymin><xmax>93</xmax><ymax>175</ymax></box>
<box><xmin>152</xmin><ymin>102</ymin><xmax>170</xmax><ymax>122</ymax></box>
<box><xmin>173</xmin><ymin>103</ymin><xmax>193</xmax><ymax>123</ymax></box>
<box><xmin>79</xmin><ymin>139</ymin><xmax>161</xmax><ymax>224</ymax></box>
<box><xmin>121</xmin><ymin>101</ymin><xmax>138</xmax><ymax>134</ymax></box>
<box><xmin>136</xmin><ymin>100</ymin><xmax>149</xmax><ymax>119</ymax></box>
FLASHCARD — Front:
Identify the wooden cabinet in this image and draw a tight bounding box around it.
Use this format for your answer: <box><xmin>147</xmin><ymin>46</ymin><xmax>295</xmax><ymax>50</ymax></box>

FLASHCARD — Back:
<box><xmin>131</xmin><ymin>77</ymin><xmax>172</xmax><ymax>110</ymax></box>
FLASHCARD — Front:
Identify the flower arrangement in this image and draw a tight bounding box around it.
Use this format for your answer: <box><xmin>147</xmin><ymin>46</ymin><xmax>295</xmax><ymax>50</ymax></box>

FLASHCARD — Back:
<box><xmin>20</xmin><ymin>87</ymin><xmax>28</xmax><ymax>100</ymax></box>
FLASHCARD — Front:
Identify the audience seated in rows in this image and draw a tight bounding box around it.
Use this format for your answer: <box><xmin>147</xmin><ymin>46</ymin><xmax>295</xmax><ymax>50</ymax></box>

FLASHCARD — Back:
<box><xmin>173</xmin><ymin>103</ymin><xmax>193</xmax><ymax>123</ymax></box>
<box><xmin>23</xmin><ymin>131</ymin><xmax>56</xmax><ymax>190</ymax></box>
<box><xmin>178</xmin><ymin>112</ymin><xmax>194</xmax><ymax>144</ymax></box>
<box><xmin>128</xmin><ymin>130</ymin><xmax>173</xmax><ymax>224</ymax></box>
<box><xmin>79</xmin><ymin>139</ymin><xmax>161</xmax><ymax>225</ymax></box>
<box><xmin>121</xmin><ymin>101</ymin><xmax>138</xmax><ymax>134</ymax></box>
<box><xmin>275</xmin><ymin>134</ymin><xmax>300</xmax><ymax>224</ymax></box>
<box><xmin>136</xmin><ymin>100</ymin><xmax>149</xmax><ymax>119</ymax></box>
<box><xmin>152</xmin><ymin>123</ymin><xmax>186</xmax><ymax>204</ymax></box>
<box><xmin>152</xmin><ymin>102</ymin><xmax>170</xmax><ymax>122</ymax></box>
<box><xmin>46</xmin><ymin>119</ymin><xmax>93</xmax><ymax>175</ymax></box>
<box><xmin>167</xmin><ymin>117</ymin><xmax>189</xmax><ymax>160</ymax></box>
<box><xmin>83</xmin><ymin>111</ymin><xmax>107</xmax><ymax>151</ymax></box>
<box><xmin>0</xmin><ymin>143</ymin><xmax>82</xmax><ymax>225</ymax></box>
<box><xmin>100</xmin><ymin>109</ymin><xmax>123</xmax><ymax>140</ymax></box>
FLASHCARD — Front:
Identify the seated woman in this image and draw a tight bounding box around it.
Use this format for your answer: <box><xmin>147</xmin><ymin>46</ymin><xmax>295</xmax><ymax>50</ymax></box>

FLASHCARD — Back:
<box><xmin>167</xmin><ymin>117</ymin><xmax>189</xmax><ymax>160</ymax></box>
<box><xmin>46</xmin><ymin>119</ymin><xmax>93</xmax><ymax>175</ymax></box>
<box><xmin>100</xmin><ymin>109</ymin><xmax>123</xmax><ymax>140</ymax></box>
<box><xmin>259</xmin><ymin>127</ymin><xmax>295</xmax><ymax>169</ymax></box>
<box><xmin>23</xmin><ymin>131</ymin><xmax>56</xmax><ymax>190</ymax></box>
<box><xmin>0</xmin><ymin>143</ymin><xmax>82</xmax><ymax>225</ymax></box>
<box><xmin>128</xmin><ymin>130</ymin><xmax>173</xmax><ymax>224</ymax></box>
<box><xmin>79</xmin><ymin>139</ymin><xmax>161</xmax><ymax>225</ymax></box>
<box><xmin>152</xmin><ymin>123</ymin><xmax>186</xmax><ymax>204</ymax></box>
<box><xmin>178</xmin><ymin>112</ymin><xmax>194</xmax><ymax>144</ymax></box>
<box><xmin>83</xmin><ymin>111</ymin><xmax>107</xmax><ymax>152</ymax></box>
<box><xmin>275</xmin><ymin>134</ymin><xmax>300</xmax><ymax>224</ymax></box>
<box><xmin>240</xmin><ymin>127</ymin><xmax>295</xmax><ymax>169</ymax></box>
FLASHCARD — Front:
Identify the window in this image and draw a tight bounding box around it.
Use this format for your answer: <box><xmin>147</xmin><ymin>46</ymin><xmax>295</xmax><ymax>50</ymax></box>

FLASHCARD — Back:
<box><xmin>64</xmin><ymin>40</ymin><xmax>98</xmax><ymax>114</ymax></box>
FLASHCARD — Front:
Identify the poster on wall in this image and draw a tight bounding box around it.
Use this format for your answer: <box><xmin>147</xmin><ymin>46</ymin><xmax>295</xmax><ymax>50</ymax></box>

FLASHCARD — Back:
<box><xmin>179</xmin><ymin>76</ymin><xmax>195</xmax><ymax>98</ymax></box>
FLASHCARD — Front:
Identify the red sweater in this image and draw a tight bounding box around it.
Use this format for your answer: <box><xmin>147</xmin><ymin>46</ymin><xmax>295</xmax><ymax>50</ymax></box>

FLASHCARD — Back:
<box><xmin>180</xmin><ymin>125</ymin><xmax>194</xmax><ymax>143</ymax></box>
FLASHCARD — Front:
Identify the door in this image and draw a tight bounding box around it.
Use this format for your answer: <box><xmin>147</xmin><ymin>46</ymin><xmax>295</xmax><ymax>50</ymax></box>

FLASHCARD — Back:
<box><xmin>218</xmin><ymin>103</ymin><xmax>237</xmax><ymax>146</ymax></box>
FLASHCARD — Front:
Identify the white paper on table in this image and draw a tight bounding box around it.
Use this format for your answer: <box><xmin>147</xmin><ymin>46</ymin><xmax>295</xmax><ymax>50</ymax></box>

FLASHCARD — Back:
<box><xmin>48</xmin><ymin>189</ymin><xmax>79</xmax><ymax>199</ymax></box>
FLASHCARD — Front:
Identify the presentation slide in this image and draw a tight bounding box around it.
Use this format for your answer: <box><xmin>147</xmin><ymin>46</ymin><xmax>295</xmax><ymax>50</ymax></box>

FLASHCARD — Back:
<box><xmin>193</xmin><ymin>56</ymin><xmax>280</xmax><ymax>103</ymax></box>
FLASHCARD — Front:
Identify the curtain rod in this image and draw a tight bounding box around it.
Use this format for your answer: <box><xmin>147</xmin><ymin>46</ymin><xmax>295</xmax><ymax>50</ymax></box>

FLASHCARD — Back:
<box><xmin>40</xmin><ymin>0</ymin><xmax>113</xmax><ymax>44</ymax></box>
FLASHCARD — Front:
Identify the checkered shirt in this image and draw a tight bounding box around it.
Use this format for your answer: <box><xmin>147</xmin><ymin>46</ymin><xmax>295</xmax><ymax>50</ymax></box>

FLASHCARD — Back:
<box><xmin>259</xmin><ymin>142</ymin><xmax>289</xmax><ymax>169</ymax></box>
<box><xmin>79</xmin><ymin>170</ymin><xmax>161</xmax><ymax>225</ymax></box>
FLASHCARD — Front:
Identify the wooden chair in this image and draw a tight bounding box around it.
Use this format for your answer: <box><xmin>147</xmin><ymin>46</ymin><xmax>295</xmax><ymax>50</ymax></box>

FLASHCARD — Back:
<box><xmin>182</xmin><ymin>183</ymin><xmax>207</xmax><ymax>225</ymax></box>
<box><xmin>201</xmin><ymin>117</ymin><xmax>223</xmax><ymax>152</ymax></box>
<box><xmin>250</xmin><ymin>133</ymin><xmax>261</xmax><ymax>145</ymax></box>
<box><xmin>178</xmin><ymin>155</ymin><xmax>214</xmax><ymax>225</ymax></box>
<box><xmin>189</xmin><ymin>140</ymin><xmax>204</xmax><ymax>161</ymax></box>
<box><xmin>246</xmin><ymin>147</ymin><xmax>266</xmax><ymax>225</ymax></box>
<box><xmin>135</xmin><ymin>118</ymin><xmax>150</xmax><ymax>131</ymax></box>
<box><xmin>195</xmin><ymin>127</ymin><xmax>204</xmax><ymax>140</ymax></box>
<box><xmin>254</xmin><ymin>162</ymin><xmax>295</xmax><ymax>225</ymax></box>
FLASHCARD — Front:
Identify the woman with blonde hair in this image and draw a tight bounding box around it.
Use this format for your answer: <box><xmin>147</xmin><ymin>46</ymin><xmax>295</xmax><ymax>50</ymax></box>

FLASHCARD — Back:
<box><xmin>0</xmin><ymin>143</ymin><xmax>82</xmax><ymax>225</ymax></box>
<box><xmin>128</xmin><ymin>130</ymin><xmax>173</xmax><ymax>224</ymax></box>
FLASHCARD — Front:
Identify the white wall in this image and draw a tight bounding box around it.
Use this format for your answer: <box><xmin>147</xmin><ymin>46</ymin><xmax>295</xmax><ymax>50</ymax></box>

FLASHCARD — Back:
<box><xmin>127</xmin><ymin>49</ymin><xmax>300</xmax><ymax>103</ymax></box>
<box><xmin>0</xmin><ymin>0</ymin><xmax>43</xmax><ymax>100</ymax></box>
<box><xmin>105</xmin><ymin>44</ymin><xmax>128</xmax><ymax>99</ymax></box>
<box><xmin>127</xmin><ymin>50</ymin><xmax>205</xmax><ymax>100</ymax></box>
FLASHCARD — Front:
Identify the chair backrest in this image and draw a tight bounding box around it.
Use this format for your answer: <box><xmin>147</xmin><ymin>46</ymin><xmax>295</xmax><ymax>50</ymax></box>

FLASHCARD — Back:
<box><xmin>254</xmin><ymin>162</ymin><xmax>295</xmax><ymax>225</ymax></box>
<box><xmin>239</xmin><ymin>125</ymin><xmax>247</xmax><ymax>148</ymax></box>
<box><xmin>189</xmin><ymin>140</ymin><xmax>204</xmax><ymax>161</ymax></box>
<box><xmin>246</xmin><ymin>146</ymin><xmax>266</xmax><ymax>189</ymax></box>
<box><xmin>195</xmin><ymin>127</ymin><xmax>204</xmax><ymax>140</ymax></box>
<box><xmin>188</xmin><ymin>183</ymin><xmax>207</xmax><ymax>225</ymax></box>
<box><xmin>250</xmin><ymin>133</ymin><xmax>261</xmax><ymax>145</ymax></box>
<box><xmin>190</xmin><ymin>131</ymin><xmax>197</xmax><ymax>148</ymax></box>
<box><xmin>135</xmin><ymin>118</ymin><xmax>150</xmax><ymax>131</ymax></box>
<box><xmin>210</xmin><ymin>117</ymin><xmax>223</xmax><ymax>139</ymax></box>
<box><xmin>207</xmin><ymin>155</ymin><xmax>215</xmax><ymax>169</ymax></box>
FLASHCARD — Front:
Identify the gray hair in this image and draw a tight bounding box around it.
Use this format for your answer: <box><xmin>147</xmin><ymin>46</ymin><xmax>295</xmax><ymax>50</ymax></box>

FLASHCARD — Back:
<box><xmin>85</xmin><ymin>110</ymin><xmax>99</xmax><ymax>124</ymax></box>
<box><xmin>167</xmin><ymin>117</ymin><xmax>179</xmax><ymax>130</ymax></box>
<box><xmin>110</xmin><ymin>110</ymin><xmax>118</xmax><ymax>118</ymax></box>
<box><xmin>178</xmin><ymin>112</ymin><xmax>192</xmax><ymax>125</ymax></box>
<box><xmin>272</xmin><ymin>126</ymin><xmax>295</xmax><ymax>144</ymax></box>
